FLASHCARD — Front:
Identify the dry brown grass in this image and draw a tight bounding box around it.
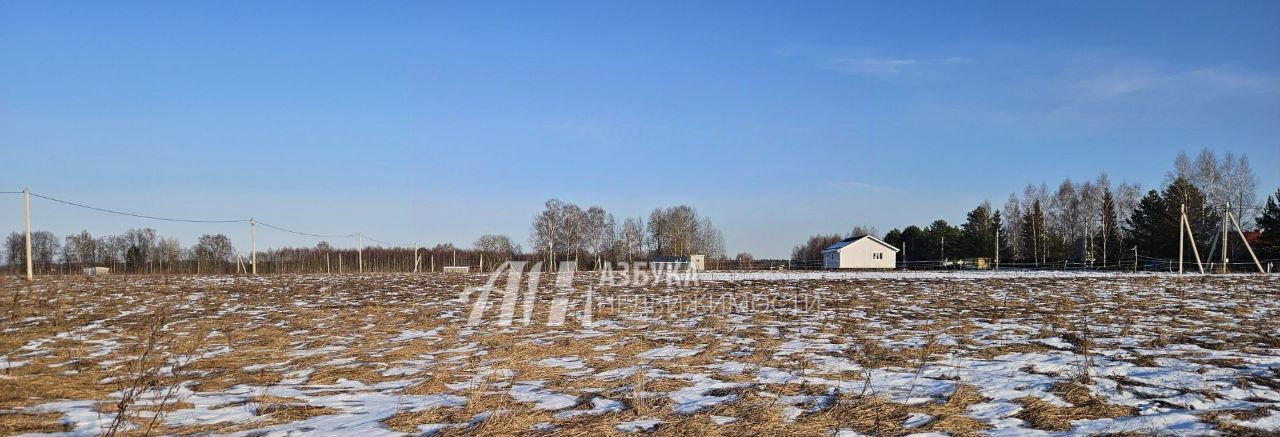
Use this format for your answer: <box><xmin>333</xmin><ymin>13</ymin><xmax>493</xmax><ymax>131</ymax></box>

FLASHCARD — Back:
<box><xmin>0</xmin><ymin>411</ymin><xmax>70</xmax><ymax>434</ymax></box>
<box><xmin>2</xmin><ymin>273</ymin><xmax>1277</xmax><ymax>435</ymax></box>
<box><xmin>1014</xmin><ymin>381</ymin><xmax>1138</xmax><ymax>431</ymax></box>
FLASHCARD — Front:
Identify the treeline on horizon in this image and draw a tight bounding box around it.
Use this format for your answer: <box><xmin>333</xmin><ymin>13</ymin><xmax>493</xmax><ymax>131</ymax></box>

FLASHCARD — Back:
<box><xmin>7</xmin><ymin>149</ymin><xmax>1280</xmax><ymax>274</ymax></box>
<box><xmin>2</xmin><ymin>200</ymin><xmax>729</xmax><ymax>275</ymax></box>
<box><xmin>793</xmin><ymin>149</ymin><xmax>1280</xmax><ymax>268</ymax></box>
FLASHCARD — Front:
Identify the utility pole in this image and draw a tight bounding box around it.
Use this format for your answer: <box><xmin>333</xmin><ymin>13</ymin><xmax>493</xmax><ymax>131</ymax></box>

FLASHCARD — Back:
<box><xmin>23</xmin><ymin>188</ymin><xmax>33</xmax><ymax>281</ymax></box>
<box><xmin>940</xmin><ymin>235</ymin><xmax>945</xmax><ymax>269</ymax></box>
<box><xmin>357</xmin><ymin>234</ymin><xmax>364</xmax><ymax>273</ymax></box>
<box><xmin>1179</xmin><ymin>204</ymin><xmax>1185</xmax><ymax>274</ymax></box>
<box><xmin>250</xmin><ymin>218</ymin><xmax>257</xmax><ymax>275</ymax></box>
<box><xmin>1179</xmin><ymin>204</ymin><xmax>1205</xmax><ymax>274</ymax></box>
<box><xmin>1221</xmin><ymin>203</ymin><xmax>1229</xmax><ymax>274</ymax></box>
<box><xmin>994</xmin><ymin>226</ymin><xmax>1000</xmax><ymax>270</ymax></box>
<box><xmin>1226</xmin><ymin>207</ymin><xmax>1265</xmax><ymax>273</ymax></box>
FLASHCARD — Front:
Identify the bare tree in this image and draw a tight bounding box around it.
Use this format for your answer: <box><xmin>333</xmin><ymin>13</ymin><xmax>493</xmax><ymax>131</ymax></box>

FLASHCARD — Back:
<box><xmin>1219</xmin><ymin>152</ymin><xmax>1259</xmax><ymax>228</ymax></box>
<box><xmin>530</xmin><ymin>199</ymin><xmax>567</xmax><ymax>269</ymax></box>
<box><xmin>194</xmin><ymin>234</ymin><xmax>235</xmax><ymax>273</ymax></box>
<box><xmin>850</xmin><ymin>225</ymin><xmax>879</xmax><ymax>238</ymax></box>
<box><xmin>64</xmin><ymin>230</ymin><xmax>97</xmax><ymax>271</ymax></box>
<box><xmin>28</xmin><ymin>231</ymin><xmax>60</xmax><ymax>273</ymax></box>
<box><xmin>1003</xmin><ymin>194</ymin><xmax>1024</xmax><ymax>260</ymax></box>
<box><xmin>156</xmin><ymin>237</ymin><xmax>182</xmax><ymax>272</ymax></box>
<box><xmin>474</xmin><ymin>234</ymin><xmax>517</xmax><ymax>267</ymax></box>
<box><xmin>620</xmin><ymin>217</ymin><xmax>645</xmax><ymax>264</ymax></box>
<box><xmin>1116</xmin><ymin>181</ymin><xmax>1142</xmax><ymax>238</ymax></box>
<box><xmin>696</xmin><ymin>217</ymin><xmax>726</xmax><ymax>259</ymax></box>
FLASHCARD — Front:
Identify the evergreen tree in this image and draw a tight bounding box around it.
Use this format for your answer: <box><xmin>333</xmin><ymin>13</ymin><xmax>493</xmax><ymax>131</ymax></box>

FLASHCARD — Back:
<box><xmin>993</xmin><ymin>210</ymin><xmax>1011</xmax><ymax>265</ymax></box>
<box><xmin>959</xmin><ymin>203</ymin><xmax>994</xmax><ymax>258</ymax></box>
<box><xmin>923</xmin><ymin>219</ymin><xmax>961</xmax><ymax>262</ymax></box>
<box><xmin>900</xmin><ymin>225</ymin><xmax>924</xmax><ymax>263</ymax></box>
<box><xmin>1256</xmin><ymin>188</ymin><xmax>1280</xmax><ymax>258</ymax></box>
<box><xmin>1019</xmin><ymin>200</ymin><xmax>1046</xmax><ymax>265</ymax></box>
<box><xmin>1164</xmin><ymin>177</ymin><xmax>1219</xmax><ymax>257</ymax></box>
<box><xmin>1124</xmin><ymin>189</ymin><xmax>1171</xmax><ymax>259</ymax></box>
<box><xmin>883</xmin><ymin>228</ymin><xmax>904</xmax><ymax>263</ymax></box>
<box><xmin>1124</xmin><ymin>178</ymin><xmax>1217</xmax><ymax>261</ymax></box>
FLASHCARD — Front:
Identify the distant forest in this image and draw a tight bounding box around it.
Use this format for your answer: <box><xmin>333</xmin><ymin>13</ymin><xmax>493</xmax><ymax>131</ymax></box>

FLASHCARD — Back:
<box><xmin>793</xmin><ymin>149</ymin><xmax>1280</xmax><ymax>269</ymax></box>
<box><xmin>6</xmin><ymin>149</ymin><xmax>1280</xmax><ymax>274</ymax></box>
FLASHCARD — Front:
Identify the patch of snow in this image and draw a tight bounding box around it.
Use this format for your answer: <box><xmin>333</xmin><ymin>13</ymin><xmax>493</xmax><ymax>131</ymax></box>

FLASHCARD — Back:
<box><xmin>509</xmin><ymin>381</ymin><xmax>578</xmax><ymax>410</ymax></box>
<box><xmin>637</xmin><ymin>345</ymin><xmax>703</xmax><ymax>360</ymax></box>
<box><xmin>616</xmin><ymin>418</ymin><xmax>663</xmax><ymax>433</ymax></box>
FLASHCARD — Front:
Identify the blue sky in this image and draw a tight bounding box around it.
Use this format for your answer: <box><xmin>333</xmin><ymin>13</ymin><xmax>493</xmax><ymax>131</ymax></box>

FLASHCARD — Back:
<box><xmin>2</xmin><ymin>1</ymin><xmax>1277</xmax><ymax>258</ymax></box>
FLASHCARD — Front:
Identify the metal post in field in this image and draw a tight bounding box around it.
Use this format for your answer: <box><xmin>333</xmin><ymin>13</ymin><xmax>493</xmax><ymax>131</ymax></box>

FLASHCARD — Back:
<box><xmin>24</xmin><ymin>188</ymin><xmax>33</xmax><ymax>281</ymax></box>
<box><xmin>1179</xmin><ymin>204</ymin><xmax>1185</xmax><ymax>274</ymax></box>
<box><xmin>1227</xmin><ymin>209</ymin><xmax>1264</xmax><ymax>273</ymax></box>
<box><xmin>250</xmin><ymin>218</ymin><xmax>257</xmax><ymax>275</ymax></box>
<box><xmin>1180</xmin><ymin>206</ymin><xmax>1204</xmax><ymax>274</ymax></box>
<box><xmin>1221</xmin><ymin>204</ymin><xmax>1229</xmax><ymax>274</ymax></box>
<box><xmin>358</xmin><ymin>234</ymin><xmax>364</xmax><ymax>273</ymax></box>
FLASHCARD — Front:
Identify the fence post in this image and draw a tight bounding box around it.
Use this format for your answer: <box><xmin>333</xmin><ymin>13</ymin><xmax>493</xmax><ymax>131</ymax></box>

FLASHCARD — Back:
<box><xmin>250</xmin><ymin>218</ymin><xmax>257</xmax><ymax>275</ymax></box>
<box><xmin>24</xmin><ymin>188</ymin><xmax>33</xmax><ymax>281</ymax></box>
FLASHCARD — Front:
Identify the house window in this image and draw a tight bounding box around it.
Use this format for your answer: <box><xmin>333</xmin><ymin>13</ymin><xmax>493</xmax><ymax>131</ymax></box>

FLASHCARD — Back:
<box><xmin>872</xmin><ymin>252</ymin><xmax>883</xmax><ymax>260</ymax></box>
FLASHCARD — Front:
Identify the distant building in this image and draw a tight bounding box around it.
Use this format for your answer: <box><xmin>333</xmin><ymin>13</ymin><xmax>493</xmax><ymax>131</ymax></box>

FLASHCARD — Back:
<box><xmin>1243</xmin><ymin>231</ymin><xmax>1262</xmax><ymax>247</ymax></box>
<box><xmin>83</xmin><ymin>267</ymin><xmax>110</xmax><ymax>276</ymax></box>
<box><xmin>651</xmin><ymin>255</ymin><xmax>705</xmax><ymax>271</ymax></box>
<box><xmin>822</xmin><ymin>235</ymin><xmax>899</xmax><ymax>269</ymax></box>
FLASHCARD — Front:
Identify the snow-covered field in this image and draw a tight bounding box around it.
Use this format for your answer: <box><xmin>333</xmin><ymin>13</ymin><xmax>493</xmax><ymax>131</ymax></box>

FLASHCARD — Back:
<box><xmin>1</xmin><ymin>272</ymin><xmax>1278</xmax><ymax>435</ymax></box>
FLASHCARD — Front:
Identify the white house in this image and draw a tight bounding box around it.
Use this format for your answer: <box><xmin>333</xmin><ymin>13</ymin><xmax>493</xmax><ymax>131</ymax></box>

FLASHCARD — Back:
<box><xmin>82</xmin><ymin>267</ymin><xmax>110</xmax><ymax>276</ymax></box>
<box><xmin>821</xmin><ymin>235</ymin><xmax>900</xmax><ymax>269</ymax></box>
<box><xmin>650</xmin><ymin>255</ymin><xmax>706</xmax><ymax>271</ymax></box>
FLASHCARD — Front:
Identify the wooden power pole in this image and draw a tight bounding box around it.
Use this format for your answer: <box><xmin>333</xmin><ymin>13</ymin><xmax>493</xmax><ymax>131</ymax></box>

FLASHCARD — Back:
<box><xmin>1179</xmin><ymin>204</ymin><xmax>1185</xmax><ymax>274</ymax></box>
<box><xmin>994</xmin><ymin>226</ymin><xmax>1000</xmax><ymax>270</ymax></box>
<box><xmin>23</xmin><ymin>188</ymin><xmax>33</xmax><ymax>281</ymax></box>
<box><xmin>1221</xmin><ymin>204</ymin><xmax>1229</xmax><ymax>274</ymax></box>
<box><xmin>250</xmin><ymin>218</ymin><xmax>257</xmax><ymax>275</ymax></box>
<box><xmin>1179</xmin><ymin>204</ymin><xmax>1204</xmax><ymax>274</ymax></box>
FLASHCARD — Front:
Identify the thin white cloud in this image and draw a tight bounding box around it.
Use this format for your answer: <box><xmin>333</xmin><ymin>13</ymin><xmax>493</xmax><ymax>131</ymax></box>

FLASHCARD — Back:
<box><xmin>1187</xmin><ymin>67</ymin><xmax>1280</xmax><ymax>94</ymax></box>
<box><xmin>1074</xmin><ymin>70</ymin><xmax>1170</xmax><ymax>99</ymax></box>
<box><xmin>1073</xmin><ymin>64</ymin><xmax>1278</xmax><ymax>100</ymax></box>
<box><xmin>825</xmin><ymin>57</ymin><xmax>918</xmax><ymax>78</ymax></box>
<box><xmin>830</xmin><ymin>180</ymin><xmax>902</xmax><ymax>193</ymax></box>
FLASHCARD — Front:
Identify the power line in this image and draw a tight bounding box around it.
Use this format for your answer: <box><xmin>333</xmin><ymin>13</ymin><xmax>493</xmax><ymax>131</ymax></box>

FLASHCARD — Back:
<box><xmin>27</xmin><ymin>192</ymin><xmax>248</xmax><ymax>224</ymax></box>
<box><xmin>254</xmin><ymin>220</ymin><xmax>358</xmax><ymax>239</ymax></box>
<box><xmin>363</xmin><ymin>234</ymin><xmax>417</xmax><ymax>247</ymax></box>
<box><xmin>18</xmin><ymin>191</ymin><xmax>422</xmax><ymax>248</ymax></box>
